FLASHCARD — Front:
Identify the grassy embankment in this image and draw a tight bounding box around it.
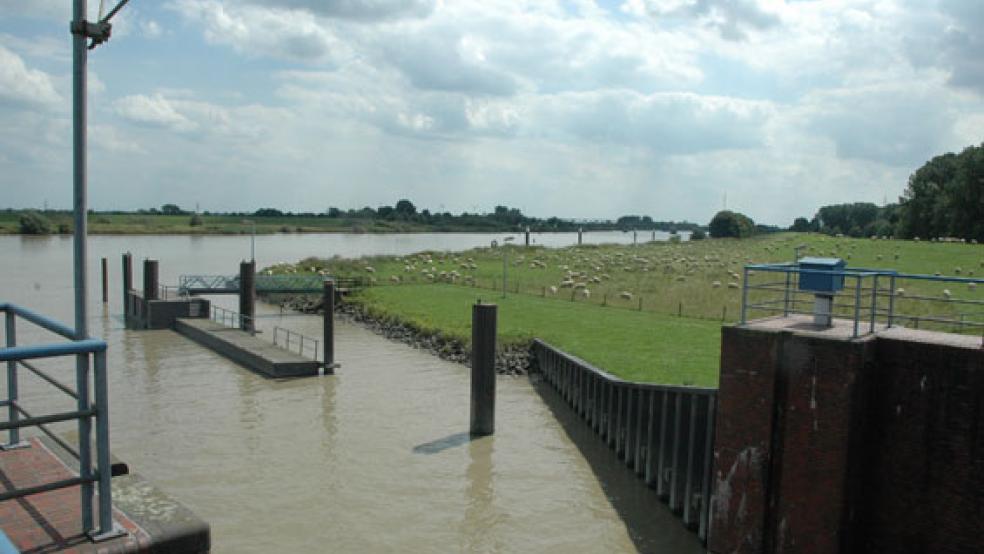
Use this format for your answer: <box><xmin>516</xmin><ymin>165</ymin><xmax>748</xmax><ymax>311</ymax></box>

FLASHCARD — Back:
<box><xmin>273</xmin><ymin>233</ymin><xmax>982</xmax><ymax>385</ymax></box>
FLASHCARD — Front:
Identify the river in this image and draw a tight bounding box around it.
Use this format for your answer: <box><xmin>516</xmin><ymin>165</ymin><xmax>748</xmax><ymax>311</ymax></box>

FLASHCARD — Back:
<box><xmin>0</xmin><ymin>233</ymin><xmax>703</xmax><ymax>553</ymax></box>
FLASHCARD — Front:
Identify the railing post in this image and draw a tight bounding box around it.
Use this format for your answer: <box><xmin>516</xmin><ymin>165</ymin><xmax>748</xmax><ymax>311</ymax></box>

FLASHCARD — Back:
<box><xmin>783</xmin><ymin>269</ymin><xmax>791</xmax><ymax>317</ymax></box>
<box><xmin>93</xmin><ymin>349</ymin><xmax>114</xmax><ymax>537</ymax></box>
<box><xmin>323</xmin><ymin>280</ymin><xmax>335</xmax><ymax>370</ymax></box>
<box><xmin>870</xmin><ymin>274</ymin><xmax>879</xmax><ymax>334</ymax></box>
<box><xmin>470</xmin><ymin>302</ymin><xmax>497</xmax><ymax>436</ymax></box>
<box><xmin>76</xmin><ymin>352</ymin><xmax>93</xmax><ymax>532</ymax></box>
<box><xmin>4</xmin><ymin>311</ymin><xmax>22</xmax><ymax>448</ymax></box>
<box><xmin>887</xmin><ymin>274</ymin><xmax>897</xmax><ymax>328</ymax></box>
<box><xmin>740</xmin><ymin>267</ymin><xmax>750</xmax><ymax>324</ymax></box>
<box><xmin>853</xmin><ymin>275</ymin><xmax>862</xmax><ymax>338</ymax></box>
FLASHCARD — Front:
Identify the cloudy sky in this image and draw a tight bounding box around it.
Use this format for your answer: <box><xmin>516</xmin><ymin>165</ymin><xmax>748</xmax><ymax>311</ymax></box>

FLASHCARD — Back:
<box><xmin>1</xmin><ymin>0</ymin><xmax>981</xmax><ymax>225</ymax></box>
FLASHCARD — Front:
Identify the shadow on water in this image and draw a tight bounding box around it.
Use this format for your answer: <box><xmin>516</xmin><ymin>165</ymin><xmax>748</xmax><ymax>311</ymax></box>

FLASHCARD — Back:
<box><xmin>530</xmin><ymin>375</ymin><xmax>707</xmax><ymax>554</ymax></box>
<box><xmin>412</xmin><ymin>431</ymin><xmax>475</xmax><ymax>455</ymax></box>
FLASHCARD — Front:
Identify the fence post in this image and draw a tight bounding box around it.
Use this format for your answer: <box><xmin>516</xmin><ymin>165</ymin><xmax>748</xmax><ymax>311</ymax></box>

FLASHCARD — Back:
<box><xmin>76</xmin><ymin>352</ymin><xmax>93</xmax><ymax>532</ymax></box>
<box><xmin>887</xmin><ymin>274</ymin><xmax>896</xmax><ymax>328</ymax></box>
<box><xmin>143</xmin><ymin>259</ymin><xmax>158</xmax><ymax>301</ymax></box>
<box><xmin>870</xmin><ymin>274</ymin><xmax>879</xmax><ymax>334</ymax></box>
<box><xmin>470</xmin><ymin>302</ymin><xmax>497</xmax><ymax>436</ymax></box>
<box><xmin>101</xmin><ymin>257</ymin><xmax>108</xmax><ymax>303</ymax></box>
<box><xmin>323</xmin><ymin>280</ymin><xmax>336</xmax><ymax>372</ymax></box>
<box><xmin>853</xmin><ymin>275</ymin><xmax>862</xmax><ymax>338</ymax></box>
<box><xmin>740</xmin><ymin>267</ymin><xmax>750</xmax><ymax>324</ymax></box>
<box><xmin>239</xmin><ymin>260</ymin><xmax>255</xmax><ymax>334</ymax></box>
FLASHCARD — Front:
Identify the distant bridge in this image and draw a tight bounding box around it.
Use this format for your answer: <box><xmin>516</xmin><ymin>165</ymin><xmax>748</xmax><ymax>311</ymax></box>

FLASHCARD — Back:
<box><xmin>178</xmin><ymin>274</ymin><xmax>366</xmax><ymax>295</ymax></box>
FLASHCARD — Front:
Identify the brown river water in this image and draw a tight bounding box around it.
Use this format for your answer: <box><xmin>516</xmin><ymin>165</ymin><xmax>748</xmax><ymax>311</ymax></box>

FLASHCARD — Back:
<box><xmin>1</xmin><ymin>235</ymin><xmax>703</xmax><ymax>553</ymax></box>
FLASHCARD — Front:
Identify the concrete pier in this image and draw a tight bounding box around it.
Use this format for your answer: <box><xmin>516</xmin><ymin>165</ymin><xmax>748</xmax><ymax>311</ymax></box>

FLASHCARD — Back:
<box><xmin>175</xmin><ymin>318</ymin><xmax>320</xmax><ymax>378</ymax></box>
<box><xmin>0</xmin><ymin>437</ymin><xmax>209</xmax><ymax>553</ymax></box>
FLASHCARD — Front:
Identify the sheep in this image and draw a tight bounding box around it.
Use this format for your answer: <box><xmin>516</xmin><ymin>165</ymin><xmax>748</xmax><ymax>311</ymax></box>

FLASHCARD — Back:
<box><xmin>364</xmin><ymin>266</ymin><xmax>376</xmax><ymax>273</ymax></box>
<box><xmin>390</xmin><ymin>275</ymin><xmax>401</xmax><ymax>283</ymax></box>
<box><xmin>728</xmin><ymin>282</ymin><xmax>740</xmax><ymax>289</ymax></box>
<box><xmin>559</xmin><ymin>280</ymin><xmax>574</xmax><ymax>288</ymax></box>
<box><xmin>573</xmin><ymin>282</ymin><xmax>587</xmax><ymax>290</ymax></box>
<box><xmin>967</xmin><ymin>282</ymin><xmax>976</xmax><ymax>291</ymax></box>
<box><xmin>580</xmin><ymin>288</ymin><xmax>591</xmax><ymax>299</ymax></box>
<box><xmin>548</xmin><ymin>286</ymin><xmax>558</xmax><ymax>295</ymax></box>
<box><xmin>941</xmin><ymin>289</ymin><xmax>952</xmax><ymax>300</ymax></box>
<box><xmin>895</xmin><ymin>288</ymin><xmax>905</xmax><ymax>296</ymax></box>
<box><xmin>712</xmin><ymin>281</ymin><xmax>722</xmax><ymax>288</ymax></box>
<box><xmin>954</xmin><ymin>267</ymin><xmax>962</xmax><ymax>275</ymax></box>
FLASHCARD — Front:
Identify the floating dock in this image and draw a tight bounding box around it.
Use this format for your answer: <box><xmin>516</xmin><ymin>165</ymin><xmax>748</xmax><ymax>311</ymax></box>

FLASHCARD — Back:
<box><xmin>174</xmin><ymin>319</ymin><xmax>322</xmax><ymax>378</ymax></box>
<box><xmin>0</xmin><ymin>437</ymin><xmax>209</xmax><ymax>553</ymax></box>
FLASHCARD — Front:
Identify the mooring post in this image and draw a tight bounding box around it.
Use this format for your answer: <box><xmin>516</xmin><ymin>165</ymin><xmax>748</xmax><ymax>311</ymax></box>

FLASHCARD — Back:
<box><xmin>322</xmin><ymin>279</ymin><xmax>336</xmax><ymax>373</ymax></box>
<box><xmin>143</xmin><ymin>259</ymin><xmax>158</xmax><ymax>301</ymax></box>
<box><xmin>122</xmin><ymin>253</ymin><xmax>132</xmax><ymax>320</ymax></box>
<box><xmin>239</xmin><ymin>260</ymin><xmax>255</xmax><ymax>333</ymax></box>
<box><xmin>524</xmin><ymin>226</ymin><xmax>530</xmax><ymax>246</ymax></box>
<box><xmin>470</xmin><ymin>302</ymin><xmax>497</xmax><ymax>436</ymax></box>
<box><xmin>101</xmin><ymin>257</ymin><xmax>108</xmax><ymax>303</ymax></box>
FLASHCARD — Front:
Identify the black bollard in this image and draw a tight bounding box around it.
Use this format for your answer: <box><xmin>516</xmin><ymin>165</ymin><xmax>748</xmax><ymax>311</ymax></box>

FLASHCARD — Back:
<box><xmin>470</xmin><ymin>302</ymin><xmax>497</xmax><ymax>436</ymax></box>
<box><xmin>143</xmin><ymin>259</ymin><xmax>159</xmax><ymax>301</ymax></box>
<box><xmin>323</xmin><ymin>279</ymin><xmax>337</xmax><ymax>373</ymax></box>
<box><xmin>239</xmin><ymin>260</ymin><xmax>255</xmax><ymax>333</ymax></box>
<box><xmin>525</xmin><ymin>226</ymin><xmax>530</xmax><ymax>246</ymax></box>
<box><xmin>122</xmin><ymin>253</ymin><xmax>132</xmax><ymax>318</ymax></box>
<box><xmin>101</xmin><ymin>257</ymin><xmax>108</xmax><ymax>303</ymax></box>
<box><xmin>578</xmin><ymin>227</ymin><xmax>583</xmax><ymax>245</ymax></box>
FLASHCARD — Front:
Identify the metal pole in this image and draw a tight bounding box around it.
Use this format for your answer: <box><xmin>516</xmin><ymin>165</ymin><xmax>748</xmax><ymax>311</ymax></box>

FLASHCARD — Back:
<box><xmin>502</xmin><ymin>247</ymin><xmax>507</xmax><ymax>298</ymax></box>
<box><xmin>887</xmin><ymin>274</ymin><xmax>896</xmax><ymax>328</ymax></box>
<box><xmin>783</xmin><ymin>270</ymin><xmax>791</xmax><ymax>317</ymax></box>
<box><xmin>251</xmin><ymin>221</ymin><xmax>255</xmax><ymax>262</ymax></box>
<box><xmin>323</xmin><ymin>280</ymin><xmax>335</xmax><ymax>371</ymax></box>
<box><xmin>76</xmin><ymin>352</ymin><xmax>93</xmax><ymax>532</ymax></box>
<box><xmin>93</xmin><ymin>350</ymin><xmax>113</xmax><ymax>535</ymax></box>
<box><xmin>470</xmin><ymin>302</ymin><xmax>497</xmax><ymax>436</ymax></box>
<box><xmin>72</xmin><ymin>0</ymin><xmax>88</xmax><ymax>341</ymax></box>
<box><xmin>740</xmin><ymin>267</ymin><xmax>749</xmax><ymax>324</ymax></box>
<box><xmin>4</xmin><ymin>312</ymin><xmax>20</xmax><ymax>447</ymax></box>
<box><xmin>239</xmin><ymin>260</ymin><xmax>255</xmax><ymax>334</ymax></box>
<box><xmin>853</xmin><ymin>275</ymin><xmax>862</xmax><ymax>338</ymax></box>
<box><xmin>870</xmin><ymin>274</ymin><xmax>878</xmax><ymax>334</ymax></box>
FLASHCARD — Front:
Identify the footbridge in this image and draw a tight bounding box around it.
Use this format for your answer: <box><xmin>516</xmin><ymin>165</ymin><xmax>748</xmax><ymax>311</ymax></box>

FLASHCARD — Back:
<box><xmin>178</xmin><ymin>274</ymin><xmax>366</xmax><ymax>295</ymax></box>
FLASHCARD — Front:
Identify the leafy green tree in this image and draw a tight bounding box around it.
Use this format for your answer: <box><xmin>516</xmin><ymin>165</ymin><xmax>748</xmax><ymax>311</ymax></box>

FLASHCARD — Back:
<box><xmin>708</xmin><ymin>210</ymin><xmax>755</xmax><ymax>238</ymax></box>
<box><xmin>395</xmin><ymin>199</ymin><xmax>416</xmax><ymax>217</ymax></box>
<box><xmin>790</xmin><ymin>217</ymin><xmax>812</xmax><ymax>232</ymax></box>
<box><xmin>161</xmin><ymin>203</ymin><xmax>185</xmax><ymax>215</ymax></box>
<box><xmin>898</xmin><ymin>143</ymin><xmax>983</xmax><ymax>241</ymax></box>
<box><xmin>18</xmin><ymin>211</ymin><xmax>53</xmax><ymax>234</ymax></box>
<box><xmin>189</xmin><ymin>214</ymin><xmax>204</xmax><ymax>226</ymax></box>
<box><xmin>690</xmin><ymin>229</ymin><xmax>706</xmax><ymax>240</ymax></box>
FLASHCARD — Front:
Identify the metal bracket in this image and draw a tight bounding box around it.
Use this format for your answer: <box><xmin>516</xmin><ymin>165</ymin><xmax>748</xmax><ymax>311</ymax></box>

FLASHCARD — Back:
<box><xmin>70</xmin><ymin>20</ymin><xmax>113</xmax><ymax>50</ymax></box>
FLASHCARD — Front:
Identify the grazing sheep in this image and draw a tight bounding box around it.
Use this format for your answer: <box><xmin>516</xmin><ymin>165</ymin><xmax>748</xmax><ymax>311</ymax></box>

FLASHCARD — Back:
<box><xmin>548</xmin><ymin>286</ymin><xmax>558</xmax><ymax>295</ymax></box>
<box><xmin>967</xmin><ymin>282</ymin><xmax>976</xmax><ymax>291</ymax></box>
<box><xmin>619</xmin><ymin>291</ymin><xmax>633</xmax><ymax>300</ymax></box>
<box><xmin>364</xmin><ymin>266</ymin><xmax>375</xmax><ymax>273</ymax></box>
<box><xmin>728</xmin><ymin>282</ymin><xmax>739</xmax><ymax>289</ymax></box>
<box><xmin>580</xmin><ymin>288</ymin><xmax>591</xmax><ymax>299</ymax></box>
<box><xmin>390</xmin><ymin>275</ymin><xmax>401</xmax><ymax>283</ymax></box>
<box><xmin>712</xmin><ymin>281</ymin><xmax>721</xmax><ymax>288</ymax></box>
<box><xmin>574</xmin><ymin>282</ymin><xmax>587</xmax><ymax>290</ymax></box>
<box><xmin>895</xmin><ymin>288</ymin><xmax>905</xmax><ymax>296</ymax></box>
<box><xmin>954</xmin><ymin>267</ymin><xmax>962</xmax><ymax>274</ymax></box>
<box><xmin>942</xmin><ymin>289</ymin><xmax>952</xmax><ymax>299</ymax></box>
<box><xmin>559</xmin><ymin>280</ymin><xmax>574</xmax><ymax>288</ymax></box>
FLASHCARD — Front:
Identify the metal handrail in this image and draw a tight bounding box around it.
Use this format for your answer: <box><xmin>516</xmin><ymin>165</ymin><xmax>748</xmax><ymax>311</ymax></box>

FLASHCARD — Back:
<box><xmin>0</xmin><ymin>302</ymin><xmax>115</xmax><ymax>537</ymax></box>
<box><xmin>272</xmin><ymin>326</ymin><xmax>320</xmax><ymax>361</ymax></box>
<box><xmin>740</xmin><ymin>264</ymin><xmax>984</xmax><ymax>341</ymax></box>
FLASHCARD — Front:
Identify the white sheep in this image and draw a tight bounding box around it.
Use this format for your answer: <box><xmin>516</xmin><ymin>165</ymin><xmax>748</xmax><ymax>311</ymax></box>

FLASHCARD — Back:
<box><xmin>942</xmin><ymin>289</ymin><xmax>952</xmax><ymax>299</ymax></box>
<box><xmin>580</xmin><ymin>288</ymin><xmax>591</xmax><ymax>299</ymax></box>
<box><xmin>712</xmin><ymin>281</ymin><xmax>722</xmax><ymax>288</ymax></box>
<box><xmin>548</xmin><ymin>285</ymin><xmax>558</xmax><ymax>295</ymax></box>
<box><xmin>390</xmin><ymin>275</ymin><xmax>401</xmax><ymax>283</ymax></box>
<box><xmin>364</xmin><ymin>266</ymin><xmax>375</xmax><ymax>273</ymax></box>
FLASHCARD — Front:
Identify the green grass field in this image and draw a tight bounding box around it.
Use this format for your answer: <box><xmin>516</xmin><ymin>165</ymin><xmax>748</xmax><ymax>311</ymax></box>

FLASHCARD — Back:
<box><xmin>349</xmin><ymin>284</ymin><xmax>721</xmax><ymax>387</ymax></box>
<box><xmin>279</xmin><ymin>233</ymin><xmax>982</xmax><ymax>386</ymax></box>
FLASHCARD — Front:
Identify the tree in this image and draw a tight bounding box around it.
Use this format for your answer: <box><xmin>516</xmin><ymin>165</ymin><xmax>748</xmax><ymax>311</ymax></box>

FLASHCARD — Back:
<box><xmin>790</xmin><ymin>217</ymin><xmax>812</xmax><ymax>232</ymax></box>
<box><xmin>254</xmin><ymin>208</ymin><xmax>284</xmax><ymax>217</ymax></box>
<box><xmin>708</xmin><ymin>210</ymin><xmax>755</xmax><ymax>238</ymax></box>
<box><xmin>18</xmin><ymin>211</ymin><xmax>52</xmax><ymax>234</ymax></box>
<box><xmin>897</xmin><ymin>143</ymin><xmax>984</xmax><ymax>241</ymax></box>
<box><xmin>690</xmin><ymin>229</ymin><xmax>706</xmax><ymax>240</ymax></box>
<box><xmin>161</xmin><ymin>203</ymin><xmax>185</xmax><ymax>216</ymax></box>
<box><xmin>189</xmin><ymin>214</ymin><xmax>204</xmax><ymax>226</ymax></box>
<box><xmin>395</xmin><ymin>199</ymin><xmax>416</xmax><ymax>217</ymax></box>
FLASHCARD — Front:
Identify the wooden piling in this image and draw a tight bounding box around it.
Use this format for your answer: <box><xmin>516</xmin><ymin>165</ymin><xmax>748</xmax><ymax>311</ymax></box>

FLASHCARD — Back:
<box><xmin>323</xmin><ymin>280</ymin><xmax>336</xmax><ymax>372</ymax></box>
<box><xmin>470</xmin><ymin>302</ymin><xmax>497</xmax><ymax>436</ymax></box>
<box><xmin>101</xmin><ymin>257</ymin><xmax>108</xmax><ymax>303</ymax></box>
<box><xmin>143</xmin><ymin>259</ymin><xmax>158</xmax><ymax>301</ymax></box>
<box><xmin>239</xmin><ymin>260</ymin><xmax>255</xmax><ymax>333</ymax></box>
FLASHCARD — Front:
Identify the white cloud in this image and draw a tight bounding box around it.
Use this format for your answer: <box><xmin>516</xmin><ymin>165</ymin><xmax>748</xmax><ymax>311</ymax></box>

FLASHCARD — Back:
<box><xmin>0</xmin><ymin>45</ymin><xmax>61</xmax><ymax>109</ymax></box>
<box><xmin>114</xmin><ymin>93</ymin><xmax>198</xmax><ymax>132</ymax></box>
<box><xmin>235</xmin><ymin>0</ymin><xmax>435</xmax><ymax>21</ymax></box>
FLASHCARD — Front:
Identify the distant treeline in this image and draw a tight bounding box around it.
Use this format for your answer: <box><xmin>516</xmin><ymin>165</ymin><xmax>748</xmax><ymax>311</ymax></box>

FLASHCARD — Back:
<box><xmin>3</xmin><ymin>200</ymin><xmax>702</xmax><ymax>234</ymax></box>
<box><xmin>793</xmin><ymin>142</ymin><xmax>984</xmax><ymax>241</ymax></box>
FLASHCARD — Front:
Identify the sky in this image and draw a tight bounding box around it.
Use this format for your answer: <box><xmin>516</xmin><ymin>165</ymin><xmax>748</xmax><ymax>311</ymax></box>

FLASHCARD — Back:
<box><xmin>0</xmin><ymin>0</ymin><xmax>981</xmax><ymax>226</ymax></box>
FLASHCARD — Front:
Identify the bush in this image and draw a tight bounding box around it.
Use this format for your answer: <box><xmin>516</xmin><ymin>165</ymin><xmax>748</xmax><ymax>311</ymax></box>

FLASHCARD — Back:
<box><xmin>189</xmin><ymin>214</ymin><xmax>204</xmax><ymax>226</ymax></box>
<box><xmin>708</xmin><ymin>210</ymin><xmax>755</xmax><ymax>238</ymax></box>
<box><xmin>690</xmin><ymin>229</ymin><xmax>706</xmax><ymax>240</ymax></box>
<box><xmin>18</xmin><ymin>211</ymin><xmax>52</xmax><ymax>234</ymax></box>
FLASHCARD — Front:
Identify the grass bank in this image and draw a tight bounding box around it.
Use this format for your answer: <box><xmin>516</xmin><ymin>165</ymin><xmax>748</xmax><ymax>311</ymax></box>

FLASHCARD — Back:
<box><xmin>349</xmin><ymin>284</ymin><xmax>721</xmax><ymax>386</ymax></box>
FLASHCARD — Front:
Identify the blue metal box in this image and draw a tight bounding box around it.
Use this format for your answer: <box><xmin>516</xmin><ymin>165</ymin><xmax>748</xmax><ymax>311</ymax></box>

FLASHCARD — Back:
<box><xmin>798</xmin><ymin>257</ymin><xmax>846</xmax><ymax>293</ymax></box>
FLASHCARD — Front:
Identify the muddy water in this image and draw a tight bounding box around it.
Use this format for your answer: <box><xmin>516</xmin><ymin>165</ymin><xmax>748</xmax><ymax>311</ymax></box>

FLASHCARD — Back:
<box><xmin>1</xmin><ymin>235</ymin><xmax>703</xmax><ymax>553</ymax></box>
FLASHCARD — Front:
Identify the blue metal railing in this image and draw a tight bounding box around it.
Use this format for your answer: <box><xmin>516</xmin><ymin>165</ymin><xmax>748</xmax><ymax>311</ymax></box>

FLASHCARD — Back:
<box><xmin>0</xmin><ymin>302</ymin><xmax>116</xmax><ymax>539</ymax></box>
<box><xmin>740</xmin><ymin>263</ymin><xmax>984</xmax><ymax>340</ymax></box>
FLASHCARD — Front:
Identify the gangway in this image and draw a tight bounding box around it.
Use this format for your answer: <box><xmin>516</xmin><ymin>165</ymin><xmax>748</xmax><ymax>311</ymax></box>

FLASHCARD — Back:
<box><xmin>178</xmin><ymin>274</ymin><xmax>366</xmax><ymax>295</ymax></box>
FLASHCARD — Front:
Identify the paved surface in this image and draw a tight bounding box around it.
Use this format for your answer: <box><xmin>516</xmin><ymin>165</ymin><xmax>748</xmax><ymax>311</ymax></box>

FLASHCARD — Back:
<box><xmin>175</xmin><ymin>318</ymin><xmax>320</xmax><ymax>377</ymax></box>
<box><xmin>0</xmin><ymin>437</ymin><xmax>210</xmax><ymax>553</ymax></box>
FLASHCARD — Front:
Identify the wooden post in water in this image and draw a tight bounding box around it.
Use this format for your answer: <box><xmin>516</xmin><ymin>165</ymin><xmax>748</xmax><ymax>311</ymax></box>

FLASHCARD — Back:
<box><xmin>323</xmin><ymin>279</ymin><xmax>337</xmax><ymax>373</ymax></box>
<box><xmin>122</xmin><ymin>253</ymin><xmax>132</xmax><ymax>318</ymax></box>
<box><xmin>578</xmin><ymin>227</ymin><xmax>583</xmax><ymax>245</ymax></box>
<box><xmin>470</xmin><ymin>302</ymin><xmax>497</xmax><ymax>436</ymax></box>
<box><xmin>143</xmin><ymin>259</ymin><xmax>158</xmax><ymax>300</ymax></box>
<box><xmin>525</xmin><ymin>226</ymin><xmax>530</xmax><ymax>246</ymax></box>
<box><xmin>101</xmin><ymin>257</ymin><xmax>108</xmax><ymax>303</ymax></box>
<box><xmin>239</xmin><ymin>260</ymin><xmax>255</xmax><ymax>333</ymax></box>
